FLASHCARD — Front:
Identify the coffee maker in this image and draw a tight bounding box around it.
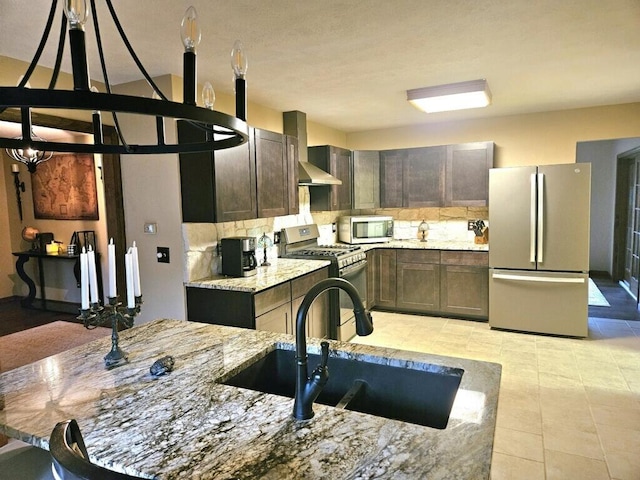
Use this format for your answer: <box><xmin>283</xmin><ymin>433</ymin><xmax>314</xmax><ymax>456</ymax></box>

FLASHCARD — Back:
<box><xmin>221</xmin><ymin>237</ymin><xmax>257</xmax><ymax>277</ymax></box>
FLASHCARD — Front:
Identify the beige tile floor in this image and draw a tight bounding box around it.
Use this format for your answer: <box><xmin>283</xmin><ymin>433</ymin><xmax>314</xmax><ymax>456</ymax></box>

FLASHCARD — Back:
<box><xmin>351</xmin><ymin>312</ymin><xmax>640</xmax><ymax>480</ymax></box>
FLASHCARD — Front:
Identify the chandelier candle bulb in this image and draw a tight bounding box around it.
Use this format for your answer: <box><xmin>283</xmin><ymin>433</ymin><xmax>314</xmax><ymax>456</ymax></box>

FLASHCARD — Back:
<box><xmin>11</xmin><ymin>164</ymin><xmax>19</xmax><ymax>173</ymax></box>
<box><xmin>80</xmin><ymin>247</ymin><xmax>89</xmax><ymax>310</ymax></box>
<box><xmin>108</xmin><ymin>238</ymin><xmax>116</xmax><ymax>298</ymax></box>
<box><xmin>87</xmin><ymin>245</ymin><xmax>99</xmax><ymax>304</ymax></box>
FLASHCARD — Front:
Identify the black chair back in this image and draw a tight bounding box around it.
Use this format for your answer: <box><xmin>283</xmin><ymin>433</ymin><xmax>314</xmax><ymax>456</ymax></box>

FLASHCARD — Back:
<box><xmin>49</xmin><ymin>419</ymin><xmax>144</xmax><ymax>480</ymax></box>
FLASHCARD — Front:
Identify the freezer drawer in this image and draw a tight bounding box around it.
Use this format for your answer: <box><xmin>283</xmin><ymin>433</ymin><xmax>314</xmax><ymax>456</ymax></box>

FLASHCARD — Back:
<box><xmin>489</xmin><ymin>269</ymin><xmax>588</xmax><ymax>337</ymax></box>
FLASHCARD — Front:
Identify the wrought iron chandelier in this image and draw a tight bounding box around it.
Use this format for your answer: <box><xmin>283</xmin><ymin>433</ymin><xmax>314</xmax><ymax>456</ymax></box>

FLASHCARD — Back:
<box><xmin>0</xmin><ymin>0</ymin><xmax>249</xmax><ymax>165</ymax></box>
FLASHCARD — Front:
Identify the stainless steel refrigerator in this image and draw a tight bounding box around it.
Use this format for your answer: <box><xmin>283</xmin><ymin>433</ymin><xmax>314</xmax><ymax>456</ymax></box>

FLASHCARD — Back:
<box><xmin>488</xmin><ymin>163</ymin><xmax>591</xmax><ymax>337</ymax></box>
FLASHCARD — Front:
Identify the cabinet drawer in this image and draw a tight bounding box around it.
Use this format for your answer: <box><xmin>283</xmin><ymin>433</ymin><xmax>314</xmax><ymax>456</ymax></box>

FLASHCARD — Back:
<box><xmin>254</xmin><ymin>283</ymin><xmax>291</xmax><ymax>317</ymax></box>
<box><xmin>291</xmin><ymin>267</ymin><xmax>329</xmax><ymax>299</ymax></box>
<box><xmin>255</xmin><ymin>302</ymin><xmax>291</xmax><ymax>334</ymax></box>
<box><xmin>397</xmin><ymin>249</ymin><xmax>440</xmax><ymax>264</ymax></box>
<box><xmin>440</xmin><ymin>251</ymin><xmax>488</xmax><ymax>266</ymax></box>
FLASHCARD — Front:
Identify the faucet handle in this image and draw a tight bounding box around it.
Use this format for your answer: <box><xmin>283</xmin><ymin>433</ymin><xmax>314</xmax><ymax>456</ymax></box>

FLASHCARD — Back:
<box><xmin>320</xmin><ymin>341</ymin><xmax>330</xmax><ymax>369</ymax></box>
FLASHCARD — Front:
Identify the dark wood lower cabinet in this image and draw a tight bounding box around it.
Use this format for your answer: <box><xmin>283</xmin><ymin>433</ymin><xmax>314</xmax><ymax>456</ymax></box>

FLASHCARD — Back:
<box><xmin>440</xmin><ymin>265</ymin><xmax>489</xmax><ymax>318</ymax></box>
<box><xmin>396</xmin><ymin>262</ymin><xmax>440</xmax><ymax>312</ymax></box>
<box><xmin>368</xmin><ymin>249</ymin><xmax>488</xmax><ymax>320</ymax></box>
<box><xmin>186</xmin><ymin>267</ymin><xmax>329</xmax><ymax>336</ymax></box>
<box><xmin>372</xmin><ymin>249</ymin><xmax>397</xmax><ymax>309</ymax></box>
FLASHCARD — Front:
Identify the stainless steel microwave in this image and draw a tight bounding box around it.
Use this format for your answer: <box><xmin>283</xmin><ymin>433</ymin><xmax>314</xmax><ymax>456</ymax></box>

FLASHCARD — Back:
<box><xmin>338</xmin><ymin>216</ymin><xmax>394</xmax><ymax>244</ymax></box>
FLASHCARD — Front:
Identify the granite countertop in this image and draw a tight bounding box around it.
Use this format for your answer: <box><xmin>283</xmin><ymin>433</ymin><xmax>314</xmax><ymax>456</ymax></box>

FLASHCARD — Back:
<box><xmin>186</xmin><ymin>241</ymin><xmax>486</xmax><ymax>294</ymax></box>
<box><xmin>361</xmin><ymin>239</ymin><xmax>489</xmax><ymax>252</ymax></box>
<box><xmin>0</xmin><ymin>319</ymin><xmax>501</xmax><ymax>479</ymax></box>
<box><xmin>186</xmin><ymin>258</ymin><xmax>331</xmax><ymax>292</ymax></box>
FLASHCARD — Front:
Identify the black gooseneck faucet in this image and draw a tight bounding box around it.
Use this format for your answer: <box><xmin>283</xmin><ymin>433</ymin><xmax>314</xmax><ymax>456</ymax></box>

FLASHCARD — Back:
<box><xmin>293</xmin><ymin>278</ymin><xmax>374</xmax><ymax>421</ymax></box>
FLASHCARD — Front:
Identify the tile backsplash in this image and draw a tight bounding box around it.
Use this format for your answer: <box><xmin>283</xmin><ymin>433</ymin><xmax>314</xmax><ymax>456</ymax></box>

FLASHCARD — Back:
<box><xmin>182</xmin><ymin>186</ymin><xmax>488</xmax><ymax>282</ymax></box>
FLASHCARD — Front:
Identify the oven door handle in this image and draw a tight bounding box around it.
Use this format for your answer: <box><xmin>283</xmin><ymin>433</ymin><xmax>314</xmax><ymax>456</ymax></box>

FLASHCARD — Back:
<box><xmin>340</xmin><ymin>260</ymin><xmax>367</xmax><ymax>277</ymax></box>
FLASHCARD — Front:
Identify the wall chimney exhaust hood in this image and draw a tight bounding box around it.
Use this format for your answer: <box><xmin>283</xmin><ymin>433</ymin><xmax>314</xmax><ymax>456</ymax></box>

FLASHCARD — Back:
<box><xmin>283</xmin><ymin>110</ymin><xmax>342</xmax><ymax>186</ymax></box>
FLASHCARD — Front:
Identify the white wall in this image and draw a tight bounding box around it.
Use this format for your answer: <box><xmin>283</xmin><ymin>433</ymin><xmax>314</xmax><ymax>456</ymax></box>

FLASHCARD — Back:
<box><xmin>114</xmin><ymin>76</ymin><xmax>186</xmax><ymax>323</ymax></box>
<box><xmin>577</xmin><ymin>137</ymin><xmax>640</xmax><ymax>275</ymax></box>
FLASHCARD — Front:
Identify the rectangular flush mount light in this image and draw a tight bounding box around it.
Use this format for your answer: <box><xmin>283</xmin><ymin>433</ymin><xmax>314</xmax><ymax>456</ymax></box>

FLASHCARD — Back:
<box><xmin>407</xmin><ymin>79</ymin><xmax>491</xmax><ymax>113</ymax></box>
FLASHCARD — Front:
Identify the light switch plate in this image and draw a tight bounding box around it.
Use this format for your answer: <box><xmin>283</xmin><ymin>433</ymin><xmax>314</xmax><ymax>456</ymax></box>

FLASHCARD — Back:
<box><xmin>144</xmin><ymin>223</ymin><xmax>157</xmax><ymax>234</ymax></box>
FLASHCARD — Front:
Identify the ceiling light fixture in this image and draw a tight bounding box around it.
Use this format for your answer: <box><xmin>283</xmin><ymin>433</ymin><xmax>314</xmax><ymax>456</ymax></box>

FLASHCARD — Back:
<box><xmin>0</xmin><ymin>0</ymin><xmax>249</xmax><ymax>160</ymax></box>
<box><xmin>407</xmin><ymin>79</ymin><xmax>492</xmax><ymax>113</ymax></box>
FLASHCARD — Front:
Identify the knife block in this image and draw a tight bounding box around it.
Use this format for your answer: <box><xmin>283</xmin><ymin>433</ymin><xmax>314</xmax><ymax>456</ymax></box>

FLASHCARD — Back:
<box><xmin>474</xmin><ymin>227</ymin><xmax>489</xmax><ymax>244</ymax></box>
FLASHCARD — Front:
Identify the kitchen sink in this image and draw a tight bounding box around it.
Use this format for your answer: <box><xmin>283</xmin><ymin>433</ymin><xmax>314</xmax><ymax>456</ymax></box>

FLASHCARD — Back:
<box><xmin>222</xmin><ymin>348</ymin><xmax>464</xmax><ymax>429</ymax></box>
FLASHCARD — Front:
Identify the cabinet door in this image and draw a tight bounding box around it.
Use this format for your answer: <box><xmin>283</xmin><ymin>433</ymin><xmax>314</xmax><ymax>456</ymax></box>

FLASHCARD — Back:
<box><xmin>213</xmin><ymin>133</ymin><xmax>257</xmax><ymax>221</ymax></box>
<box><xmin>403</xmin><ymin>146</ymin><xmax>445</xmax><ymax>207</ymax></box>
<box><xmin>285</xmin><ymin>135</ymin><xmax>299</xmax><ymax>215</ymax></box>
<box><xmin>374</xmin><ymin>249</ymin><xmax>397</xmax><ymax>308</ymax></box>
<box><xmin>352</xmin><ymin>150</ymin><xmax>380</xmax><ymax>209</ymax></box>
<box><xmin>309</xmin><ymin>145</ymin><xmax>352</xmax><ymax>211</ymax></box>
<box><xmin>186</xmin><ymin>287</ymin><xmax>254</xmax><ymax>328</ymax></box>
<box><xmin>178</xmin><ymin>121</ymin><xmax>216</xmax><ymax>223</ymax></box>
<box><xmin>255</xmin><ymin>302</ymin><xmax>291</xmax><ymax>334</ymax></box>
<box><xmin>380</xmin><ymin>149</ymin><xmax>405</xmax><ymax>208</ymax></box>
<box><xmin>291</xmin><ymin>267</ymin><xmax>329</xmax><ymax>338</ymax></box>
<box><xmin>445</xmin><ymin>142</ymin><xmax>494</xmax><ymax>206</ymax></box>
<box><xmin>366</xmin><ymin>251</ymin><xmax>377</xmax><ymax>308</ymax></box>
<box><xmin>440</xmin><ymin>265</ymin><xmax>488</xmax><ymax>318</ymax></box>
<box><xmin>291</xmin><ymin>294</ymin><xmax>329</xmax><ymax>339</ymax></box>
<box><xmin>396</xmin><ymin>262</ymin><xmax>440</xmax><ymax>312</ymax></box>
<box><xmin>255</xmin><ymin>129</ymin><xmax>288</xmax><ymax>218</ymax></box>
<box><xmin>332</xmin><ymin>146</ymin><xmax>353</xmax><ymax>210</ymax></box>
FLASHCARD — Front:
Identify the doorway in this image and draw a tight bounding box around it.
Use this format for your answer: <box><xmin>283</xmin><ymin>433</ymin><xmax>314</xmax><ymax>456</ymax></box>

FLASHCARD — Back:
<box><xmin>613</xmin><ymin>146</ymin><xmax>640</xmax><ymax>302</ymax></box>
<box><xmin>0</xmin><ymin>109</ymin><xmax>127</xmax><ymax>294</ymax></box>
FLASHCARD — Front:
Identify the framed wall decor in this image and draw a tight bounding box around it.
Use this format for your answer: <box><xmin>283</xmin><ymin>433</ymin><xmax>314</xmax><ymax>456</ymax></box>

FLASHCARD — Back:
<box><xmin>31</xmin><ymin>153</ymin><xmax>99</xmax><ymax>220</ymax></box>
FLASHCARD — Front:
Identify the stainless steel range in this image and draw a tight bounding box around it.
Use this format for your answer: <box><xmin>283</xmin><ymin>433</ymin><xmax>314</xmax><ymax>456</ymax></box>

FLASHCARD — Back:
<box><xmin>279</xmin><ymin>224</ymin><xmax>367</xmax><ymax>341</ymax></box>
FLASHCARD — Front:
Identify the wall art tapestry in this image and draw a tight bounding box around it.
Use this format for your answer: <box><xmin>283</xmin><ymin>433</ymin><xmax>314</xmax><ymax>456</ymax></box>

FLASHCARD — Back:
<box><xmin>31</xmin><ymin>153</ymin><xmax>99</xmax><ymax>220</ymax></box>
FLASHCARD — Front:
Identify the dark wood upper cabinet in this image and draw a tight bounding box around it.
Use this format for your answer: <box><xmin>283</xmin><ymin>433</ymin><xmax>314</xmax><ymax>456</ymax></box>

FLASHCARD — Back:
<box><xmin>379</xmin><ymin>142</ymin><xmax>493</xmax><ymax>208</ymax></box>
<box><xmin>380</xmin><ymin>146</ymin><xmax>445</xmax><ymax>208</ymax></box>
<box><xmin>404</xmin><ymin>146</ymin><xmax>446</xmax><ymax>208</ymax></box>
<box><xmin>255</xmin><ymin>128</ymin><xmax>288</xmax><ymax>218</ymax></box>
<box><xmin>178</xmin><ymin>121</ymin><xmax>256</xmax><ymax>223</ymax></box>
<box><xmin>380</xmin><ymin>149</ymin><xmax>405</xmax><ymax>208</ymax></box>
<box><xmin>445</xmin><ymin>142</ymin><xmax>494</xmax><ymax>207</ymax></box>
<box><xmin>352</xmin><ymin>150</ymin><xmax>380</xmax><ymax>209</ymax></box>
<box><xmin>308</xmin><ymin>145</ymin><xmax>352</xmax><ymax>211</ymax></box>
<box><xmin>179</xmin><ymin>123</ymin><xmax>299</xmax><ymax>222</ymax></box>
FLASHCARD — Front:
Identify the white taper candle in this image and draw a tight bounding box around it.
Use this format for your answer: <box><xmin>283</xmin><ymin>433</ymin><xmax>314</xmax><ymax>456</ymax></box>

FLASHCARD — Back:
<box><xmin>80</xmin><ymin>247</ymin><xmax>89</xmax><ymax>310</ymax></box>
<box><xmin>131</xmin><ymin>241</ymin><xmax>141</xmax><ymax>297</ymax></box>
<box><xmin>87</xmin><ymin>246</ymin><xmax>99</xmax><ymax>304</ymax></box>
<box><xmin>125</xmin><ymin>248</ymin><xmax>135</xmax><ymax>308</ymax></box>
<box><xmin>108</xmin><ymin>238</ymin><xmax>116</xmax><ymax>298</ymax></box>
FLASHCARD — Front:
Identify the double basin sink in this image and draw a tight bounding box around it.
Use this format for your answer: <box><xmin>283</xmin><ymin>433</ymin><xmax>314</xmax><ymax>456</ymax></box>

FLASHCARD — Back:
<box><xmin>222</xmin><ymin>347</ymin><xmax>464</xmax><ymax>429</ymax></box>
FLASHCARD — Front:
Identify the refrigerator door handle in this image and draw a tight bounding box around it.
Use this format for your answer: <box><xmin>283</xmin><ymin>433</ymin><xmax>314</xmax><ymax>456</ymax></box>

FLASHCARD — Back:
<box><xmin>537</xmin><ymin>173</ymin><xmax>544</xmax><ymax>263</ymax></box>
<box><xmin>530</xmin><ymin>173</ymin><xmax>537</xmax><ymax>263</ymax></box>
<box><xmin>492</xmin><ymin>272</ymin><xmax>585</xmax><ymax>284</ymax></box>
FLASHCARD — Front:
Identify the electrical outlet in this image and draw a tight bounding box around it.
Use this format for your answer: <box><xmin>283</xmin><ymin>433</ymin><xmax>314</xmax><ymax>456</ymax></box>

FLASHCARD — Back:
<box><xmin>274</xmin><ymin>232</ymin><xmax>281</xmax><ymax>244</ymax></box>
<box><xmin>157</xmin><ymin>247</ymin><xmax>170</xmax><ymax>263</ymax></box>
<box><xmin>467</xmin><ymin>220</ymin><xmax>476</xmax><ymax>231</ymax></box>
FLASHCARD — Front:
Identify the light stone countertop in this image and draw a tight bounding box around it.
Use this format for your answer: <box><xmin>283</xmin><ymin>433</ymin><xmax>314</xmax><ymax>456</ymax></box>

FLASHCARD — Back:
<box><xmin>0</xmin><ymin>319</ymin><xmax>501</xmax><ymax>479</ymax></box>
<box><xmin>186</xmin><ymin>258</ymin><xmax>332</xmax><ymax>293</ymax></box>
<box><xmin>361</xmin><ymin>239</ymin><xmax>489</xmax><ymax>252</ymax></box>
<box><xmin>185</xmin><ymin>242</ymin><xmax>486</xmax><ymax>294</ymax></box>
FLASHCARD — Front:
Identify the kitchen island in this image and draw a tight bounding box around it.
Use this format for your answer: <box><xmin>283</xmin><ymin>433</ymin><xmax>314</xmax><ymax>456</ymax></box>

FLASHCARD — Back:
<box><xmin>0</xmin><ymin>319</ymin><xmax>500</xmax><ymax>479</ymax></box>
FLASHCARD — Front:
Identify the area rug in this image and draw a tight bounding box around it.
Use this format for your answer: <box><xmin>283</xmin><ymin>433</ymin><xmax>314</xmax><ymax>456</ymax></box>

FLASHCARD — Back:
<box><xmin>588</xmin><ymin>278</ymin><xmax>610</xmax><ymax>307</ymax></box>
<box><xmin>0</xmin><ymin>321</ymin><xmax>110</xmax><ymax>373</ymax></box>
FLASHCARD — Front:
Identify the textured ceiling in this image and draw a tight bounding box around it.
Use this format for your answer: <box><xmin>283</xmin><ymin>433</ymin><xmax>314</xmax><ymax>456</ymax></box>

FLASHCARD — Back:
<box><xmin>1</xmin><ymin>0</ymin><xmax>639</xmax><ymax>132</ymax></box>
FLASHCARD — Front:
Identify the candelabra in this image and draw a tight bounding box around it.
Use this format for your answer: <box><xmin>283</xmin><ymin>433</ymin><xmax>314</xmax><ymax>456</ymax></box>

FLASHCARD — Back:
<box><xmin>79</xmin><ymin>295</ymin><xmax>142</xmax><ymax>368</ymax></box>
